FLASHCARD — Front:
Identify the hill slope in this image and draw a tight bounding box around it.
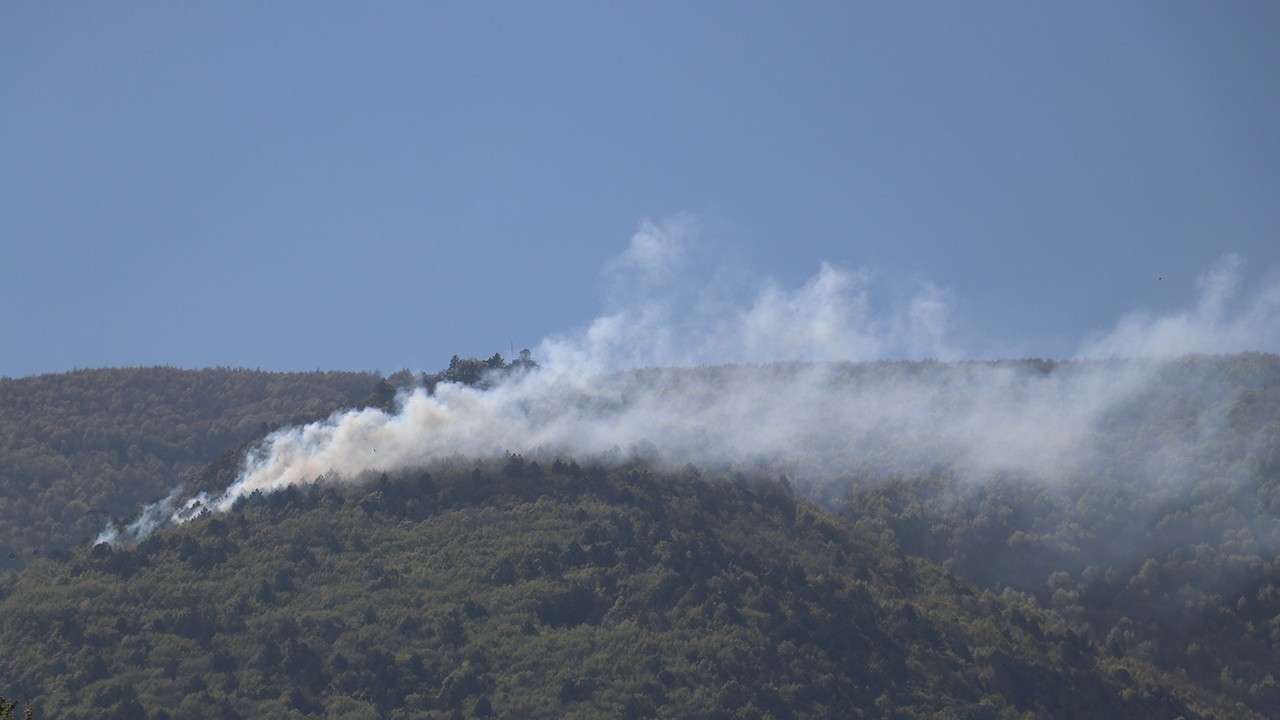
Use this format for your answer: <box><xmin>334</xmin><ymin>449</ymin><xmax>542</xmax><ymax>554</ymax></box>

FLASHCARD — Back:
<box><xmin>4</xmin><ymin>355</ymin><xmax>1280</xmax><ymax>718</ymax></box>
<box><xmin>0</xmin><ymin>460</ymin><xmax>1212</xmax><ymax>719</ymax></box>
<box><xmin>836</xmin><ymin>354</ymin><xmax>1280</xmax><ymax>715</ymax></box>
<box><xmin>0</xmin><ymin>367</ymin><xmax>380</xmax><ymax>570</ymax></box>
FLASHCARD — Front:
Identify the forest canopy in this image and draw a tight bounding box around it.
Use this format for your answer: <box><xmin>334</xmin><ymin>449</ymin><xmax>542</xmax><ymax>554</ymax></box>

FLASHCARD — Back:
<box><xmin>0</xmin><ymin>367</ymin><xmax>380</xmax><ymax>570</ymax></box>
<box><xmin>3</xmin><ymin>354</ymin><xmax>1280</xmax><ymax>718</ymax></box>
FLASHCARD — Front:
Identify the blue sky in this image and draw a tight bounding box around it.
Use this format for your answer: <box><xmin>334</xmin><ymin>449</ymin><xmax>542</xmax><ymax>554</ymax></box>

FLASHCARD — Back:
<box><xmin>3</xmin><ymin>2</ymin><xmax>1279</xmax><ymax>378</ymax></box>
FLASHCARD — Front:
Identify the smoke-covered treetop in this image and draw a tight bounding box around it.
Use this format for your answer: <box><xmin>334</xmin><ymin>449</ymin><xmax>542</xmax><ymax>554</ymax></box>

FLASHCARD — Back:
<box><xmin>421</xmin><ymin>351</ymin><xmax>539</xmax><ymax>394</ymax></box>
<box><xmin>99</xmin><ymin>351</ymin><xmax>1280</xmax><ymax>549</ymax></box>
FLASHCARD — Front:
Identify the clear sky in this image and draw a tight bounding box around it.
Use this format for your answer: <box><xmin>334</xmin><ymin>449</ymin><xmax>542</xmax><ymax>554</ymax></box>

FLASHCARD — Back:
<box><xmin>3</xmin><ymin>2</ymin><xmax>1278</xmax><ymax>378</ymax></box>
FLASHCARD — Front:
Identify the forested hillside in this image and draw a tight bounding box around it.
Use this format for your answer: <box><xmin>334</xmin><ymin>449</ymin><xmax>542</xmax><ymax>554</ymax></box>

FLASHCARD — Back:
<box><xmin>3</xmin><ymin>355</ymin><xmax>1280</xmax><ymax>718</ymax></box>
<box><xmin>0</xmin><ymin>367</ymin><xmax>380</xmax><ymax>569</ymax></box>
<box><xmin>839</xmin><ymin>354</ymin><xmax>1280</xmax><ymax>716</ymax></box>
<box><xmin>0</xmin><ymin>460</ymin><xmax>1212</xmax><ymax>719</ymax></box>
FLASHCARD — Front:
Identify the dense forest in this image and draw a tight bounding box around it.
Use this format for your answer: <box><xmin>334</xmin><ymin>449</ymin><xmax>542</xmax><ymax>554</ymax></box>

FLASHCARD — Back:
<box><xmin>0</xmin><ymin>459</ymin><xmax>1215</xmax><ymax>719</ymax></box>
<box><xmin>0</xmin><ymin>367</ymin><xmax>380</xmax><ymax>570</ymax></box>
<box><xmin>1</xmin><ymin>354</ymin><xmax>1279</xmax><ymax>718</ymax></box>
<box><xmin>837</xmin><ymin>354</ymin><xmax>1280</xmax><ymax>717</ymax></box>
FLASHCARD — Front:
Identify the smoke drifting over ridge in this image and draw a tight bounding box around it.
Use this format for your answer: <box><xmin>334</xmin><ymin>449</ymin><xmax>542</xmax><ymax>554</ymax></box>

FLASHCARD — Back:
<box><xmin>98</xmin><ymin>220</ymin><xmax>1280</xmax><ymax>545</ymax></box>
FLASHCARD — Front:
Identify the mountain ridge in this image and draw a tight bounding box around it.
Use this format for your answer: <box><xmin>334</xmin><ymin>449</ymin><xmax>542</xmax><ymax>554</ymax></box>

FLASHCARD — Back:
<box><xmin>4</xmin><ymin>354</ymin><xmax>1280</xmax><ymax>717</ymax></box>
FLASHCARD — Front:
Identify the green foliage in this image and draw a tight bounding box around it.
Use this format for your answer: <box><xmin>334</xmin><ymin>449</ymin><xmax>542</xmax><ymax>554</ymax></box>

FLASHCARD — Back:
<box><xmin>4</xmin><ymin>353</ymin><xmax>1280</xmax><ymax>718</ymax></box>
<box><xmin>840</xmin><ymin>353</ymin><xmax>1280</xmax><ymax>718</ymax></box>
<box><xmin>0</xmin><ymin>367</ymin><xmax>380</xmax><ymax>571</ymax></box>
<box><xmin>0</xmin><ymin>695</ymin><xmax>32</xmax><ymax>720</ymax></box>
<box><xmin>423</xmin><ymin>351</ymin><xmax>538</xmax><ymax>393</ymax></box>
<box><xmin>0</xmin><ymin>458</ymin><xmax>1208</xmax><ymax>719</ymax></box>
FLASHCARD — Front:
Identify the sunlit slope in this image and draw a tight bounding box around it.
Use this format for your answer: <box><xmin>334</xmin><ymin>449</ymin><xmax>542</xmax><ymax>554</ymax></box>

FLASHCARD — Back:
<box><xmin>0</xmin><ymin>461</ymin><xmax>1213</xmax><ymax>720</ymax></box>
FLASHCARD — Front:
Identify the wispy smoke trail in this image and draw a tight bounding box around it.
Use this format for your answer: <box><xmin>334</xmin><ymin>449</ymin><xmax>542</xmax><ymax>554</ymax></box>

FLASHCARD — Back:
<box><xmin>1080</xmin><ymin>254</ymin><xmax>1280</xmax><ymax>359</ymax></box>
<box><xmin>541</xmin><ymin>216</ymin><xmax>958</xmax><ymax>371</ymax></box>
<box><xmin>97</xmin><ymin>220</ymin><xmax>1280</xmax><ymax>545</ymax></box>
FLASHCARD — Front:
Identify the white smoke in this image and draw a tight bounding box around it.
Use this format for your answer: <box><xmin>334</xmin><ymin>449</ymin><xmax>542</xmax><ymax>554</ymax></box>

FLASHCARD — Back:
<box><xmin>97</xmin><ymin>219</ymin><xmax>1280</xmax><ymax>545</ymax></box>
<box><xmin>540</xmin><ymin>218</ymin><xmax>958</xmax><ymax>371</ymax></box>
<box><xmin>1080</xmin><ymin>254</ymin><xmax>1280</xmax><ymax>359</ymax></box>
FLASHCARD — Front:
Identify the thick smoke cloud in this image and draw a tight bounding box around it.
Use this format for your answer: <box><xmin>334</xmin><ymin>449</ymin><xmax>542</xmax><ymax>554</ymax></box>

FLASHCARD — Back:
<box><xmin>97</xmin><ymin>220</ymin><xmax>1280</xmax><ymax>545</ymax></box>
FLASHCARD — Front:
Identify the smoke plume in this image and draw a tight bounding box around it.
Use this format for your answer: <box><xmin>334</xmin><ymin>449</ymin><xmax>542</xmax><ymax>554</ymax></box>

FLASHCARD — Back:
<box><xmin>97</xmin><ymin>220</ymin><xmax>1280</xmax><ymax>545</ymax></box>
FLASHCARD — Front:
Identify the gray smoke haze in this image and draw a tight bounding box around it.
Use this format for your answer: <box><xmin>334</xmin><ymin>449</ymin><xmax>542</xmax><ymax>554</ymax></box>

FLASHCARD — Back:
<box><xmin>97</xmin><ymin>220</ymin><xmax>1280</xmax><ymax>545</ymax></box>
